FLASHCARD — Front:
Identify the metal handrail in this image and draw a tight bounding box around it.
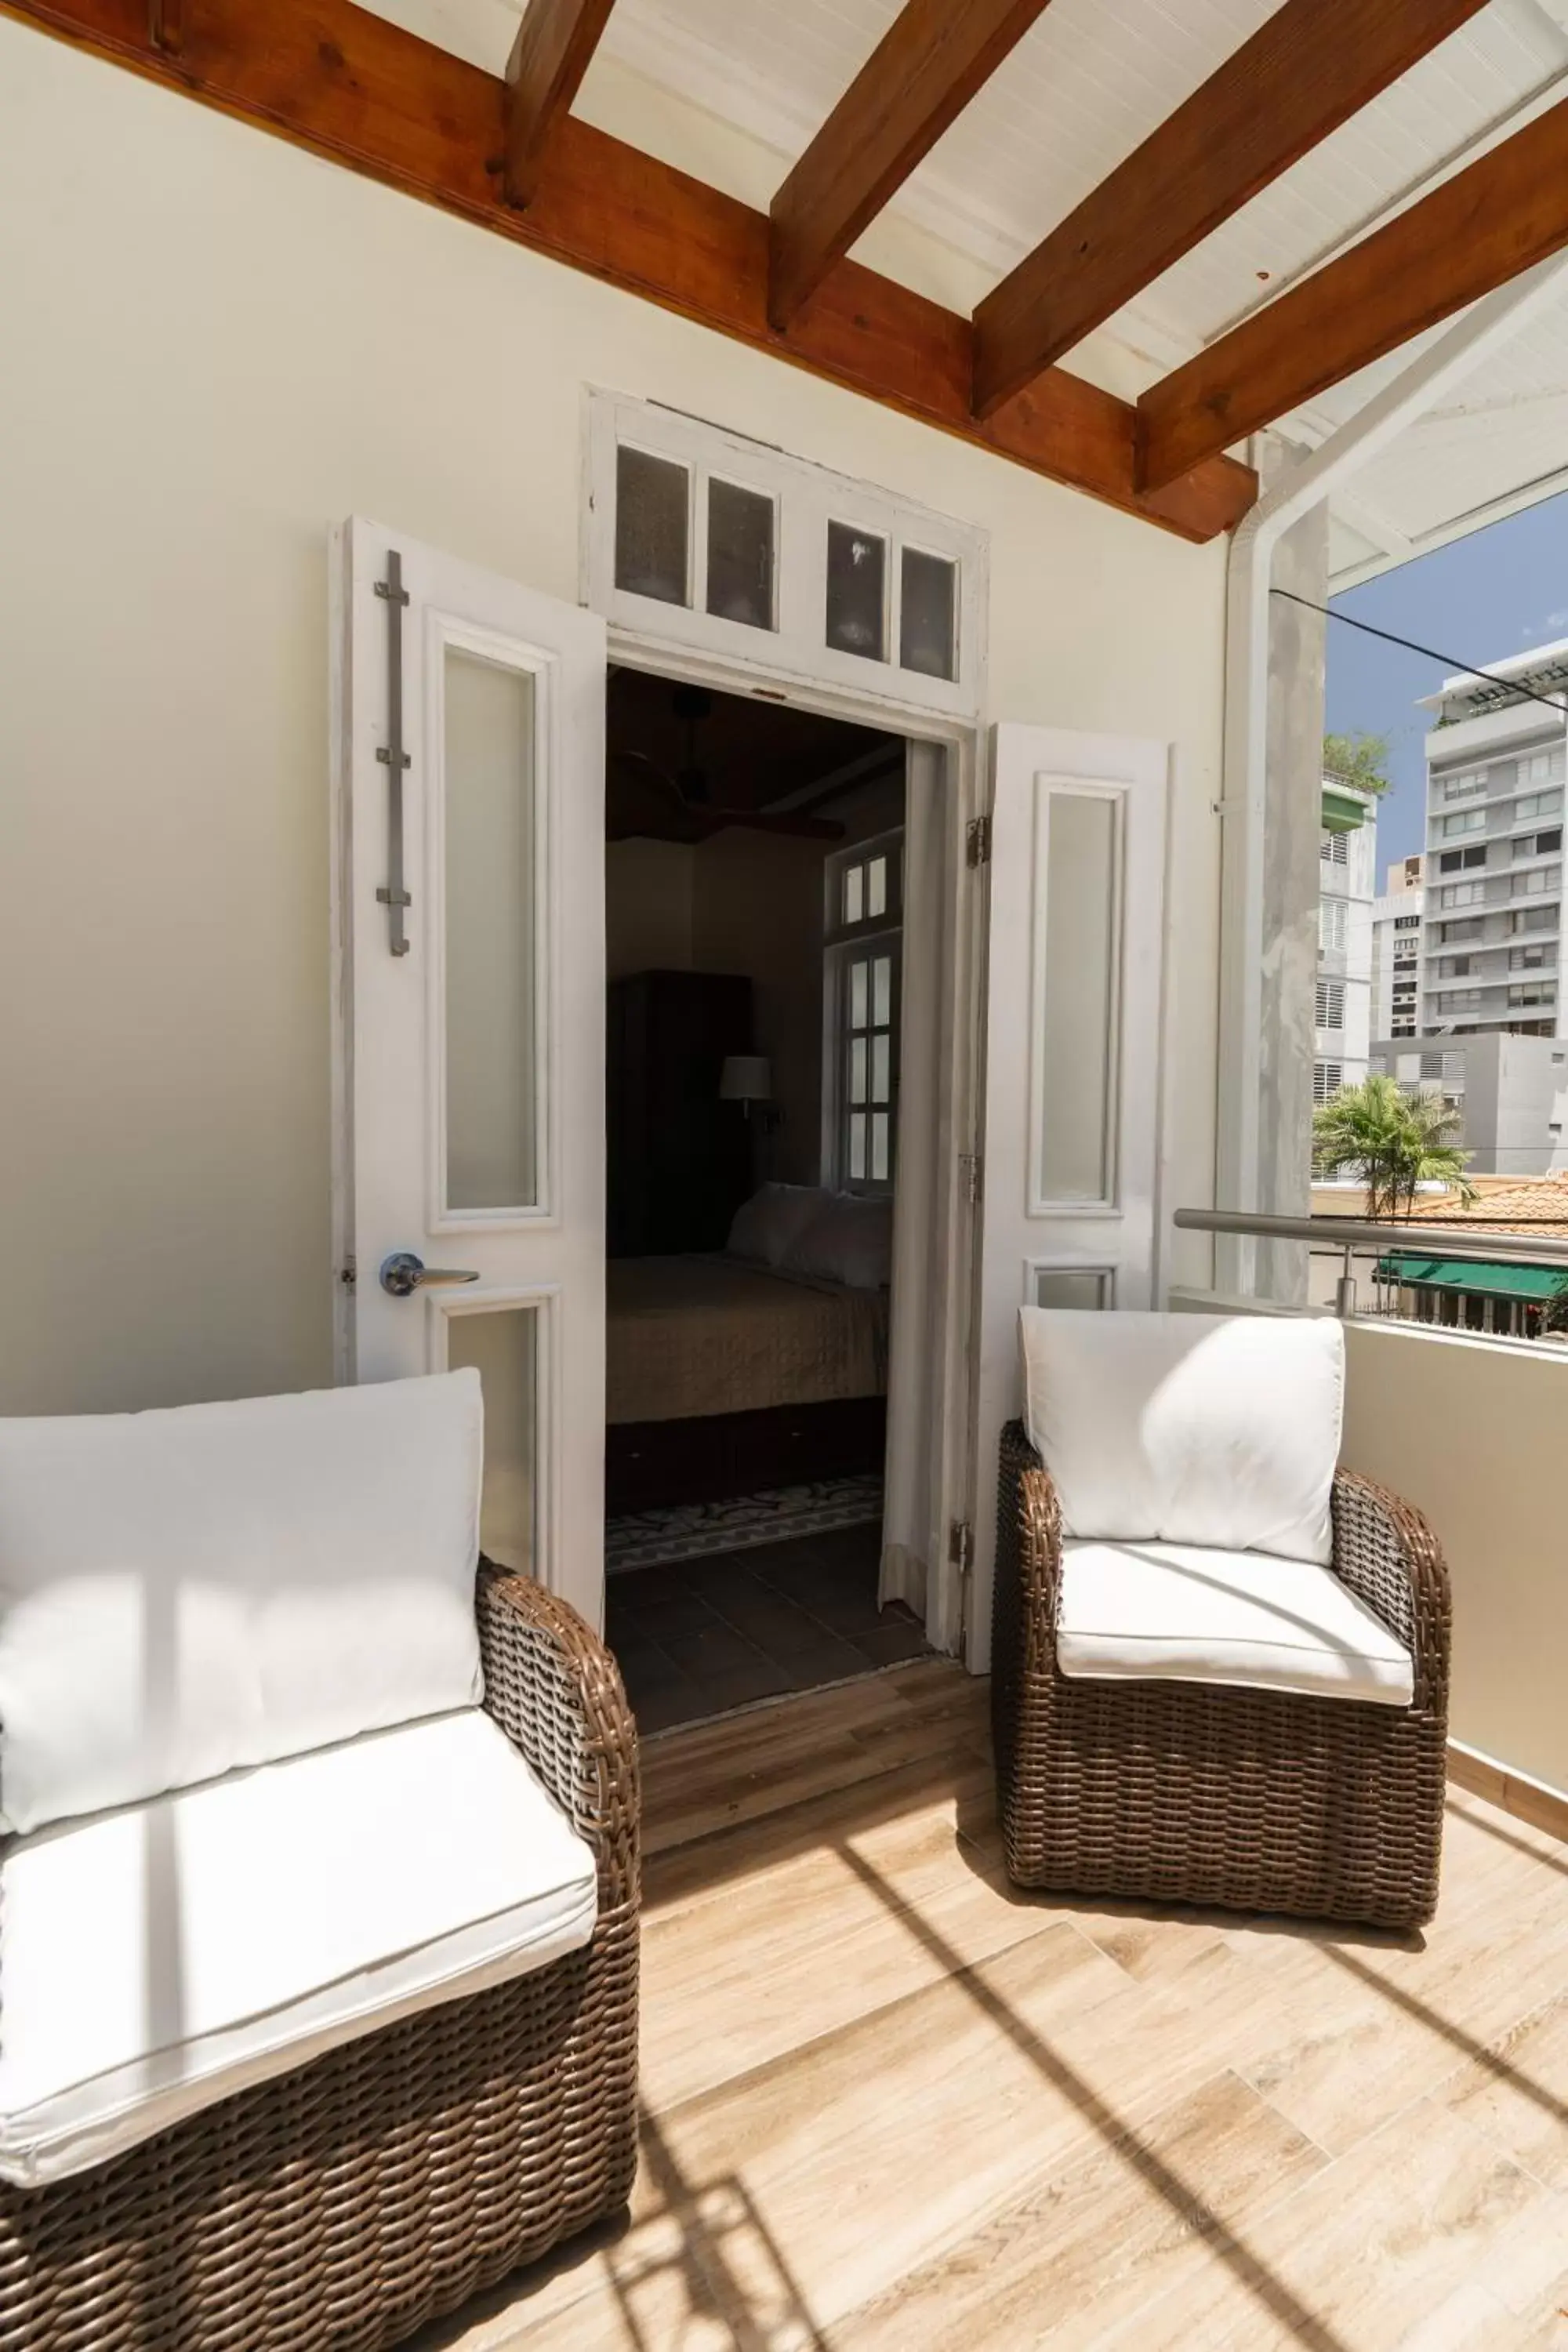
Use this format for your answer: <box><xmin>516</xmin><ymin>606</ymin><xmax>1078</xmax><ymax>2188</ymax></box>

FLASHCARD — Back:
<box><xmin>1173</xmin><ymin>1207</ymin><xmax>1568</xmax><ymax>1268</ymax></box>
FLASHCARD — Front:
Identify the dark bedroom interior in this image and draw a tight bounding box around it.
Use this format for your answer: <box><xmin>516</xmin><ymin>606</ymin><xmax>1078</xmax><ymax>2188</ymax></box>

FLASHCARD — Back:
<box><xmin>601</xmin><ymin>666</ymin><xmax>931</xmax><ymax>1730</ymax></box>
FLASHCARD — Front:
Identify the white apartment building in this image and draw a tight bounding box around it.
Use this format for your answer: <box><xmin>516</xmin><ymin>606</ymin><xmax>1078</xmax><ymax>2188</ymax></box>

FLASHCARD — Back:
<box><xmin>1371</xmin><ymin>853</ymin><xmax>1424</xmax><ymax>1040</ymax></box>
<box><xmin>1421</xmin><ymin>641</ymin><xmax>1568</xmax><ymax>1040</ymax></box>
<box><xmin>1316</xmin><ymin>779</ymin><xmax>1377</xmax><ymax>1100</ymax></box>
<box><xmin>1370</xmin><ymin>1032</ymin><xmax>1568</xmax><ymax>1177</ymax></box>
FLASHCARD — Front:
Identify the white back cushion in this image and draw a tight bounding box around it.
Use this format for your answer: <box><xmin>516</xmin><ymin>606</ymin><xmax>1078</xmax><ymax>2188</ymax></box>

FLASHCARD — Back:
<box><xmin>726</xmin><ymin>1183</ymin><xmax>828</xmax><ymax>1269</ymax></box>
<box><xmin>0</xmin><ymin>1371</ymin><xmax>484</xmax><ymax>1834</ymax></box>
<box><xmin>1020</xmin><ymin>1310</ymin><xmax>1344</xmax><ymax>1563</ymax></box>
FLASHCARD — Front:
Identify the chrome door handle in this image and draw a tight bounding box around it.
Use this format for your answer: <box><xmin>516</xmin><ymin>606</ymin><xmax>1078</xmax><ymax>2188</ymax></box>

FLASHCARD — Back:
<box><xmin>379</xmin><ymin>1251</ymin><xmax>481</xmax><ymax>1298</ymax></box>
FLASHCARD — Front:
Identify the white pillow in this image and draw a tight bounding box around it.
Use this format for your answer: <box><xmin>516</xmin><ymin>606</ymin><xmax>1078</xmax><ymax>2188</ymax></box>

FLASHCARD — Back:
<box><xmin>1019</xmin><ymin>1310</ymin><xmax>1344</xmax><ymax>1565</ymax></box>
<box><xmin>0</xmin><ymin>1370</ymin><xmax>485</xmax><ymax>1835</ymax></box>
<box><xmin>726</xmin><ymin>1184</ymin><xmax>828</xmax><ymax>1269</ymax></box>
<box><xmin>782</xmin><ymin>1192</ymin><xmax>893</xmax><ymax>1290</ymax></box>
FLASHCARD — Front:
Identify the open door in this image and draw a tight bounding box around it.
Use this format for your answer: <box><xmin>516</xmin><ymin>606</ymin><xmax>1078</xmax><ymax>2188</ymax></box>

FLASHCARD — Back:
<box><xmin>969</xmin><ymin>723</ymin><xmax>1171</xmax><ymax>1668</ymax></box>
<box><xmin>332</xmin><ymin>519</ymin><xmax>608</xmax><ymax>1629</ymax></box>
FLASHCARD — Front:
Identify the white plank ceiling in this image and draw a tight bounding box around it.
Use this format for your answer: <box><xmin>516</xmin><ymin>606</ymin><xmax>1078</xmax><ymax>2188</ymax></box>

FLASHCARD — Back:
<box><xmin>362</xmin><ymin>0</ymin><xmax>1568</xmax><ymax>579</ymax></box>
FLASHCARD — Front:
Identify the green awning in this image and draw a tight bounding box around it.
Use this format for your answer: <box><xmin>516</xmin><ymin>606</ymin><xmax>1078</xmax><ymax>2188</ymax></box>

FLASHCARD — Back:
<box><xmin>1321</xmin><ymin>786</ymin><xmax>1371</xmax><ymax>833</ymax></box>
<box><xmin>1376</xmin><ymin>1253</ymin><xmax>1568</xmax><ymax>1302</ymax></box>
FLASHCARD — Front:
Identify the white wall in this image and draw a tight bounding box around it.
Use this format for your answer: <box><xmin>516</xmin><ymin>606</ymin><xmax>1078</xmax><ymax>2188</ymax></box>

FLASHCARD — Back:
<box><xmin>1341</xmin><ymin>1322</ymin><xmax>1568</xmax><ymax>1795</ymax></box>
<box><xmin>0</xmin><ymin>20</ymin><xmax>1229</xmax><ymax>1414</ymax></box>
<box><xmin>605</xmin><ymin>839</ymin><xmax>696</xmax><ymax>978</ymax></box>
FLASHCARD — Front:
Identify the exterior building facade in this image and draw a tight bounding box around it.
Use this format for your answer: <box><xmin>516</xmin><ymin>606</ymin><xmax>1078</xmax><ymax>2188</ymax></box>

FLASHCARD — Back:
<box><xmin>1368</xmin><ymin>1031</ymin><xmax>1568</xmax><ymax>1178</ymax></box>
<box><xmin>1371</xmin><ymin>854</ymin><xmax>1424</xmax><ymax>1040</ymax></box>
<box><xmin>1421</xmin><ymin>641</ymin><xmax>1568</xmax><ymax>1040</ymax></box>
<box><xmin>1316</xmin><ymin>779</ymin><xmax>1377</xmax><ymax>1102</ymax></box>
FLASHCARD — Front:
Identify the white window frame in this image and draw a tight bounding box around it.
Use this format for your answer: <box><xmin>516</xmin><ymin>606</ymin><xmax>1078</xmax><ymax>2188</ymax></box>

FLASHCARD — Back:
<box><xmin>1313</xmin><ymin>1061</ymin><xmax>1344</xmax><ymax>1104</ymax></box>
<box><xmin>583</xmin><ymin>390</ymin><xmax>988</xmax><ymax>724</ymax></box>
<box><xmin>822</xmin><ymin>829</ymin><xmax>905</xmax><ymax>1194</ymax></box>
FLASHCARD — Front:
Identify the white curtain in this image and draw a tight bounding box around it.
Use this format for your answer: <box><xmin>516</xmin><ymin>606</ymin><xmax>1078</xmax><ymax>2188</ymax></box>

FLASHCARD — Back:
<box><xmin>880</xmin><ymin>741</ymin><xmax>952</xmax><ymax>1621</ymax></box>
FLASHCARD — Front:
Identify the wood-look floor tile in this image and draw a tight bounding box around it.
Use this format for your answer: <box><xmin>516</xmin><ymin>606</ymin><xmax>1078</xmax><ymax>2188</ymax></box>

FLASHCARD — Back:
<box><xmin>835</xmin><ymin>2067</ymin><xmax>1328</xmax><ymax>2350</ymax></box>
<box><xmin>1104</xmin><ymin>2098</ymin><xmax>1551</xmax><ymax>2352</ymax></box>
<box><xmin>1430</xmin><ymin>1987</ymin><xmax>1568</xmax><ymax>2190</ymax></box>
<box><xmin>410</xmin><ymin>1675</ymin><xmax>1568</xmax><ymax>2352</ymax></box>
<box><xmin>640</xmin><ymin>1785</ymin><xmax>1056</xmax><ymax>2111</ymax></box>
<box><xmin>637</xmin><ymin>1924</ymin><xmax>1283</xmax><ymax>2332</ymax></box>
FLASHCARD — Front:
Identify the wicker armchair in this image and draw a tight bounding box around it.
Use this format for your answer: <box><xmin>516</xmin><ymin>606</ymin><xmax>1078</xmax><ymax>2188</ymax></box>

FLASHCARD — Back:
<box><xmin>0</xmin><ymin>1567</ymin><xmax>641</xmax><ymax>2352</ymax></box>
<box><xmin>993</xmin><ymin>1422</ymin><xmax>1451</xmax><ymax>1929</ymax></box>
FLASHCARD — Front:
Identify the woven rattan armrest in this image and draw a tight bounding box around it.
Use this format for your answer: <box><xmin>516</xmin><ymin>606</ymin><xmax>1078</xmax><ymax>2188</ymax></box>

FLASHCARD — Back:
<box><xmin>477</xmin><ymin>1566</ymin><xmax>640</xmax><ymax>1908</ymax></box>
<box><xmin>1330</xmin><ymin>1471</ymin><xmax>1450</xmax><ymax>1720</ymax></box>
<box><xmin>1007</xmin><ymin>1425</ymin><xmax>1065</xmax><ymax>1657</ymax></box>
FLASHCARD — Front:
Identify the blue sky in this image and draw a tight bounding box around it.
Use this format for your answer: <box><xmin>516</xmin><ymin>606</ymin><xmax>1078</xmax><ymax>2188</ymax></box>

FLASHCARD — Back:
<box><xmin>1324</xmin><ymin>488</ymin><xmax>1568</xmax><ymax>877</ymax></box>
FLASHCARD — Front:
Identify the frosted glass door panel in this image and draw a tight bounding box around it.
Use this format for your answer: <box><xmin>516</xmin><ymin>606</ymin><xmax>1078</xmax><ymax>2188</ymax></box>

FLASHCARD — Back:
<box><xmin>1032</xmin><ymin>1268</ymin><xmax>1111</xmax><ymax>1311</ymax></box>
<box><xmin>1037</xmin><ymin>791</ymin><xmax>1120</xmax><ymax>1207</ymax></box>
<box><xmin>444</xmin><ymin>648</ymin><xmax>539</xmax><ymax>1214</ymax></box>
<box><xmin>446</xmin><ymin>1305</ymin><xmax>538</xmax><ymax>1577</ymax></box>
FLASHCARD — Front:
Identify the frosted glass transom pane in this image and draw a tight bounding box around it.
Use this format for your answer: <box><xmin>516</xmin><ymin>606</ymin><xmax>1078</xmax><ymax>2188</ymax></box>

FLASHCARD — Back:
<box><xmin>826</xmin><ymin>523</ymin><xmax>887</xmax><ymax>662</ymax></box>
<box><xmin>445</xmin><ymin>1306</ymin><xmax>538</xmax><ymax>1577</ymax></box>
<box><xmin>900</xmin><ymin>547</ymin><xmax>956</xmax><ymax>681</ymax></box>
<box><xmin>845</xmin><ymin>866</ymin><xmax>864</xmax><ymax>926</ymax></box>
<box><xmin>444</xmin><ymin>648</ymin><xmax>538</xmax><ymax>1212</ymax></box>
<box><xmin>1039</xmin><ymin>792</ymin><xmax>1119</xmax><ymax>1205</ymax></box>
<box><xmin>867</xmin><ymin>855</ymin><xmax>887</xmax><ymax>918</ymax></box>
<box><xmin>615</xmin><ymin>445</ymin><xmax>689</xmax><ymax>606</ymax></box>
<box><xmin>706</xmin><ymin>479</ymin><xmax>775</xmax><ymax>630</ymax></box>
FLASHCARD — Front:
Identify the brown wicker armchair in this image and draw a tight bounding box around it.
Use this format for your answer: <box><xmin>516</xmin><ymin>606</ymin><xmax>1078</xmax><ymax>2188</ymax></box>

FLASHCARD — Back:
<box><xmin>0</xmin><ymin>1567</ymin><xmax>641</xmax><ymax>2352</ymax></box>
<box><xmin>993</xmin><ymin>1423</ymin><xmax>1451</xmax><ymax>1930</ymax></box>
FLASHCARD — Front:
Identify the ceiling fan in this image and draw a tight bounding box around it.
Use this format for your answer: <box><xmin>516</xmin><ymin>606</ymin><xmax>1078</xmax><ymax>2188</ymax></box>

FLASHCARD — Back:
<box><xmin>608</xmin><ymin>684</ymin><xmax>844</xmax><ymax>843</ymax></box>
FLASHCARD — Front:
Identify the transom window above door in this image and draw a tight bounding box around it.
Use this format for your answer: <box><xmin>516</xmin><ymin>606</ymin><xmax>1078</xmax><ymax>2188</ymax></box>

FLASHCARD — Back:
<box><xmin>584</xmin><ymin>392</ymin><xmax>986</xmax><ymax>720</ymax></box>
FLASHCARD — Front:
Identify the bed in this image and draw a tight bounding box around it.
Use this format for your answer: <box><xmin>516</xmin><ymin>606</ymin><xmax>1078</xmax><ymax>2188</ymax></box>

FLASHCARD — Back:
<box><xmin>604</xmin><ymin>1245</ymin><xmax>891</xmax><ymax>1515</ymax></box>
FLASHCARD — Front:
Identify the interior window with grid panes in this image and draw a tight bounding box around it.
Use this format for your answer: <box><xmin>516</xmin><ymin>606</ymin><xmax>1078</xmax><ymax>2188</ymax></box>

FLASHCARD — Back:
<box><xmin>826</xmin><ymin>837</ymin><xmax>902</xmax><ymax>1192</ymax></box>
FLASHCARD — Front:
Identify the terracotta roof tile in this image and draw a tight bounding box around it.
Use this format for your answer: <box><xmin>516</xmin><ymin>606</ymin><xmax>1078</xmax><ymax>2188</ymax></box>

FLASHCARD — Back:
<box><xmin>1418</xmin><ymin>1172</ymin><xmax>1568</xmax><ymax>1237</ymax></box>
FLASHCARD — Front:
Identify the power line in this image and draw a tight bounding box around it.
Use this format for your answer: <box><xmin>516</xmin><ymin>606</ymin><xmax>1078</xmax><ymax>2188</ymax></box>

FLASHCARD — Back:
<box><xmin>1272</xmin><ymin>587</ymin><xmax>1568</xmax><ymax>717</ymax></box>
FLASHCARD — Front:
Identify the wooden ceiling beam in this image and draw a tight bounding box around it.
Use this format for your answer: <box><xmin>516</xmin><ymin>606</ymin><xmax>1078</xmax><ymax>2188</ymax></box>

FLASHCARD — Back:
<box><xmin>2</xmin><ymin>0</ymin><xmax>1254</xmax><ymax>540</ymax></box>
<box><xmin>1137</xmin><ymin>94</ymin><xmax>1568</xmax><ymax>493</ymax></box>
<box><xmin>971</xmin><ymin>0</ymin><xmax>1490</xmax><ymax>419</ymax></box>
<box><xmin>768</xmin><ymin>0</ymin><xmax>1058</xmax><ymax>332</ymax></box>
<box><xmin>503</xmin><ymin>0</ymin><xmax>616</xmax><ymax>211</ymax></box>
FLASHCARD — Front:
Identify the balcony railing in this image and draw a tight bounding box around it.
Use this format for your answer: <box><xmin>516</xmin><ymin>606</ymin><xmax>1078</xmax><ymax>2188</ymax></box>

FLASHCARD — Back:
<box><xmin>1174</xmin><ymin>1205</ymin><xmax>1568</xmax><ymax>1334</ymax></box>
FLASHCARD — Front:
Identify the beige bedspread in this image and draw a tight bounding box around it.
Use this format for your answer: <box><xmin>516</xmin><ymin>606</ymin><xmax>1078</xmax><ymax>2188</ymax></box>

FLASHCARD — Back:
<box><xmin>606</xmin><ymin>1255</ymin><xmax>888</xmax><ymax>1426</ymax></box>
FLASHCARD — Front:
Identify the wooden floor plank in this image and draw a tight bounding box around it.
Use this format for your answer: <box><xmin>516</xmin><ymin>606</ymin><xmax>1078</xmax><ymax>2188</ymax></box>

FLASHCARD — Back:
<box><xmin>412</xmin><ymin>1660</ymin><xmax>1568</xmax><ymax>2352</ymax></box>
<box><xmin>1106</xmin><ymin>2100</ymin><xmax>1560</xmax><ymax>2351</ymax></box>
<box><xmin>832</xmin><ymin>2068</ymin><xmax>1328</xmax><ymax>2350</ymax></box>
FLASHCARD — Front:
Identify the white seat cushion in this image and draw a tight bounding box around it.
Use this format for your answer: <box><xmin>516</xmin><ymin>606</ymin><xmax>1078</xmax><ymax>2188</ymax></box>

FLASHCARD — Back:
<box><xmin>1057</xmin><ymin>1540</ymin><xmax>1414</xmax><ymax>1708</ymax></box>
<box><xmin>0</xmin><ymin>1708</ymin><xmax>597</xmax><ymax>2187</ymax></box>
<box><xmin>0</xmin><ymin>1370</ymin><xmax>485</xmax><ymax>1833</ymax></box>
<box><xmin>1021</xmin><ymin>1308</ymin><xmax>1344</xmax><ymax>1564</ymax></box>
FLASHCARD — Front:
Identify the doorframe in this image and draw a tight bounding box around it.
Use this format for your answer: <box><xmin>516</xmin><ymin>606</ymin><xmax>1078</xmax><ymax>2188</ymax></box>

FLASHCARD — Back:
<box><xmin>598</xmin><ymin>619</ymin><xmax>988</xmax><ymax>1658</ymax></box>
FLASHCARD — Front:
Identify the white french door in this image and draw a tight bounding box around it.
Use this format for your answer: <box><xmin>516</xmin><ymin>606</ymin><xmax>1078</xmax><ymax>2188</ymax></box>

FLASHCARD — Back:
<box><xmin>332</xmin><ymin>519</ymin><xmax>608</xmax><ymax>1629</ymax></box>
<box><xmin>968</xmin><ymin>723</ymin><xmax>1171</xmax><ymax>1666</ymax></box>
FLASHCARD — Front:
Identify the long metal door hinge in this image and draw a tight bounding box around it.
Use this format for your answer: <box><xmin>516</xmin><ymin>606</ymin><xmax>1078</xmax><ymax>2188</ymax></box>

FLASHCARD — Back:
<box><xmin>375</xmin><ymin>551</ymin><xmax>413</xmax><ymax>957</ymax></box>
<box><xmin>966</xmin><ymin>814</ymin><xmax>992</xmax><ymax>868</ymax></box>
<box><xmin>959</xmin><ymin>1152</ymin><xmax>982</xmax><ymax>1207</ymax></box>
<box><xmin>949</xmin><ymin>1520</ymin><xmax>974</xmax><ymax>1573</ymax></box>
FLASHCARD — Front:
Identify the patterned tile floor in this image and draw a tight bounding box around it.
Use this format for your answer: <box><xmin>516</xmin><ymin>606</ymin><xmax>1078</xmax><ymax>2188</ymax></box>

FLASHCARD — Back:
<box><xmin>604</xmin><ymin>1521</ymin><xmax>934</xmax><ymax>1736</ymax></box>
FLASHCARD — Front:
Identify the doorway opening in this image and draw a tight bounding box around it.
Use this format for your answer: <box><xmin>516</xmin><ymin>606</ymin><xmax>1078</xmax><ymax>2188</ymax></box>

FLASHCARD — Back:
<box><xmin>601</xmin><ymin>665</ymin><xmax>935</xmax><ymax>1731</ymax></box>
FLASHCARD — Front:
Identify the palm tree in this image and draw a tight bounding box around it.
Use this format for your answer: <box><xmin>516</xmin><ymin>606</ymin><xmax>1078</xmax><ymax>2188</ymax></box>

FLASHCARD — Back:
<box><xmin>1312</xmin><ymin>1074</ymin><xmax>1476</xmax><ymax>1223</ymax></box>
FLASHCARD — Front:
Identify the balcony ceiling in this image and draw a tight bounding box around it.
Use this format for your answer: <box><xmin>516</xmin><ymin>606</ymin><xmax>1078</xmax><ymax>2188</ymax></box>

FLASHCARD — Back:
<box><xmin>365</xmin><ymin>0</ymin><xmax>1568</xmax><ymax>579</ymax></box>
